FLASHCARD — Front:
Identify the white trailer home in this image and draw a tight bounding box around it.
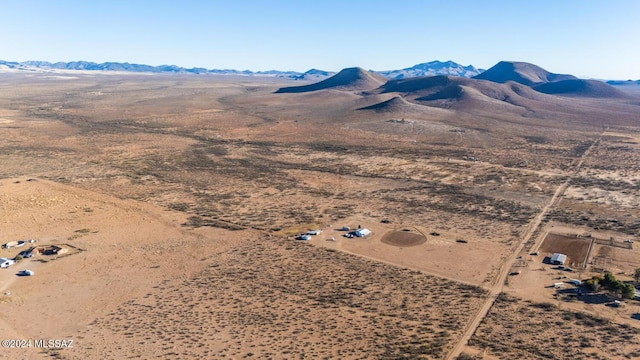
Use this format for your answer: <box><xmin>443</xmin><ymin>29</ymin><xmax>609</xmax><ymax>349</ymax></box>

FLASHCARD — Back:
<box><xmin>0</xmin><ymin>258</ymin><xmax>16</xmax><ymax>268</ymax></box>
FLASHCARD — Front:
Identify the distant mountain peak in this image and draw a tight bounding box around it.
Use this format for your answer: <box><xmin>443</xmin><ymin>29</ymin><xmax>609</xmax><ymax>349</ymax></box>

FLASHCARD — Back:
<box><xmin>377</xmin><ymin>60</ymin><xmax>483</xmax><ymax>79</ymax></box>
<box><xmin>473</xmin><ymin>61</ymin><xmax>576</xmax><ymax>86</ymax></box>
<box><xmin>275</xmin><ymin>67</ymin><xmax>386</xmax><ymax>93</ymax></box>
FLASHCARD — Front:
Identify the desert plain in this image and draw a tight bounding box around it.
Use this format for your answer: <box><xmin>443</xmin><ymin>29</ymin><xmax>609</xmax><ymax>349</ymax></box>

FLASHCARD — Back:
<box><xmin>0</xmin><ymin>66</ymin><xmax>640</xmax><ymax>359</ymax></box>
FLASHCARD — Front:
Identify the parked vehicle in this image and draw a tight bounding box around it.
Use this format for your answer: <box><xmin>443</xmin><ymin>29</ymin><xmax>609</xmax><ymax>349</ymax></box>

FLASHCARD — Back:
<box><xmin>17</xmin><ymin>247</ymin><xmax>35</xmax><ymax>258</ymax></box>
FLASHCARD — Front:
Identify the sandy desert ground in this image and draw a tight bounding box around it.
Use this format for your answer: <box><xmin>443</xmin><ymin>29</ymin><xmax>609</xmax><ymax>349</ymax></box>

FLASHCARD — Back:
<box><xmin>0</xmin><ymin>70</ymin><xmax>639</xmax><ymax>359</ymax></box>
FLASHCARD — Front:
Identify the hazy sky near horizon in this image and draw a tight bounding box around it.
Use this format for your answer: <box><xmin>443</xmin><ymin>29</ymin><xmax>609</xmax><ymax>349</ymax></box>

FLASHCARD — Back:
<box><xmin>2</xmin><ymin>0</ymin><xmax>639</xmax><ymax>79</ymax></box>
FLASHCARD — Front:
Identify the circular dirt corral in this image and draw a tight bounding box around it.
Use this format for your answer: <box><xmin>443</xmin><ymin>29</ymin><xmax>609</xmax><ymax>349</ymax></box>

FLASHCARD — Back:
<box><xmin>381</xmin><ymin>230</ymin><xmax>426</xmax><ymax>247</ymax></box>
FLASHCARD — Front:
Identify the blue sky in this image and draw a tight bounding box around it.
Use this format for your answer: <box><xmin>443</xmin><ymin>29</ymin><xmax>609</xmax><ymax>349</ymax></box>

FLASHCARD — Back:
<box><xmin>1</xmin><ymin>0</ymin><xmax>639</xmax><ymax>79</ymax></box>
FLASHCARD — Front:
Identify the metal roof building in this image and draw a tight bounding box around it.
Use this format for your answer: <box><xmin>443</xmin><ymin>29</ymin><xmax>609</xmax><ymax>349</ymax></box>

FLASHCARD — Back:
<box><xmin>551</xmin><ymin>253</ymin><xmax>567</xmax><ymax>265</ymax></box>
<box><xmin>355</xmin><ymin>228</ymin><xmax>371</xmax><ymax>237</ymax></box>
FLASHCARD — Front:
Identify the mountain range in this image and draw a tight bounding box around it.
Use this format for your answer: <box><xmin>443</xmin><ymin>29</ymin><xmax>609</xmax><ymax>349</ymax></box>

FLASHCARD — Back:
<box><xmin>0</xmin><ymin>59</ymin><xmax>482</xmax><ymax>79</ymax></box>
<box><xmin>270</xmin><ymin>61</ymin><xmax>636</xmax><ymax>124</ymax></box>
<box><xmin>0</xmin><ymin>60</ymin><xmax>301</xmax><ymax>77</ymax></box>
<box><xmin>2</xmin><ymin>59</ymin><xmax>638</xmax><ymax>85</ymax></box>
<box><xmin>276</xmin><ymin>61</ymin><xmax>628</xmax><ymax>100</ymax></box>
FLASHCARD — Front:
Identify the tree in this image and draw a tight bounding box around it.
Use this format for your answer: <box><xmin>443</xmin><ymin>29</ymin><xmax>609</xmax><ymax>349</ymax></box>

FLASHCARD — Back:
<box><xmin>585</xmin><ymin>276</ymin><xmax>603</xmax><ymax>291</ymax></box>
<box><xmin>600</xmin><ymin>272</ymin><xmax>633</xmax><ymax>299</ymax></box>
<box><xmin>634</xmin><ymin>268</ymin><xmax>640</xmax><ymax>286</ymax></box>
<box><xmin>622</xmin><ymin>284</ymin><xmax>636</xmax><ymax>299</ymax></box>
<box><xmin>612</xmin><ymin>281</ymin><xmax>626</xmax><ymax>298</ymax></box>
<box><xmin>602</xmin><ymin>272</ymin><xmax>616</xmax><ymax>288</ymax></box>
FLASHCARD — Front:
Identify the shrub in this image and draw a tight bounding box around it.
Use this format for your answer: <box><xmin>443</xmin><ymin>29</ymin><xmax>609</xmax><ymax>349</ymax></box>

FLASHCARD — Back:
<box><xmin>585</xmin><ymin>275</ymin><xmax>603</xmax><ymax>291</ymax></box>
<box><xmin>456</xmin><ymin>352</ymin><xmax>476</xmax><ymax>360</ymax></box>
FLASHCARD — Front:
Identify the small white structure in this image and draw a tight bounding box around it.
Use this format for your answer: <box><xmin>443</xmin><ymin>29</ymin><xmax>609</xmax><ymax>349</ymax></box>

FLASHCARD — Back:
<box><xmin>20</xmin><ymin>269</ymin><xmax>34</xmax><ymax>276</ymax></box>
<box><xmin>569</xmin><ymin>279</ymin><xmax>581</xmax><ymax>285</ymax></box>
<box><xmin>355</xmin><ymin>228</ymin><xmax>371</xmax><ymax>237</ymax></box>
<box><xmin>553</xmin><ymin>282</ymin><xmax>565</xmax><ymax>288</ymax></box>
<box><xmin>0</xmin><ymin>258</ymin><xmax>16</xmax><ymax>268</ymax></box>
<box><xmin>551</xmin><ymin>253</ymin><xmax>567</xmax><ymax>265</ymax></box>
<box><xmin>306</xmin><ymin>230</ymin><xmax>322</xmax><ymax>236</ymax></box>
<box><xmin>2</xmin><ymin>240</ymin><xmax>25</xmax><ymax>249</ymax></box>
<box><xmin>296</xmin><ymin>234</ymin><xmax>311</xmax><ymax>241</ymax></box>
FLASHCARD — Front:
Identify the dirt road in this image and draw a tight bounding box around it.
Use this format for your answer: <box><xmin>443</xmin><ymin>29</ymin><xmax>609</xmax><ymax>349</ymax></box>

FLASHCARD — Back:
<box><xmin>446</xmin><ymin>129</ymin><xmax>606</xmax><ymax>359</ymax></box>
